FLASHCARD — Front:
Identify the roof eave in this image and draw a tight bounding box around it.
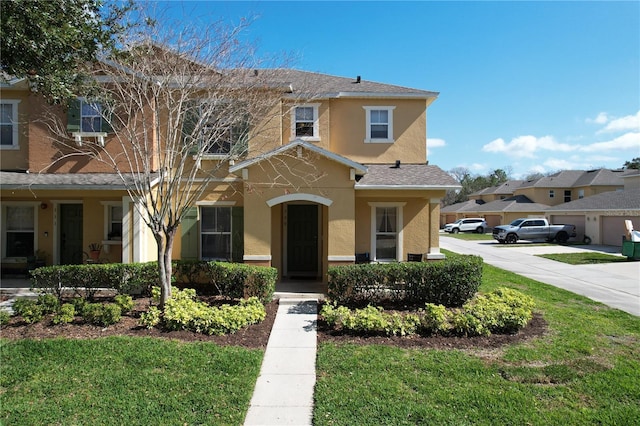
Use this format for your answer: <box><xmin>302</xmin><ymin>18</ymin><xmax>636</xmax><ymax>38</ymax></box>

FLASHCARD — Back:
<box><xmin>356</xmin><ymin>184</ymin><xmax>461</xmax><ymax>191</ymax></box>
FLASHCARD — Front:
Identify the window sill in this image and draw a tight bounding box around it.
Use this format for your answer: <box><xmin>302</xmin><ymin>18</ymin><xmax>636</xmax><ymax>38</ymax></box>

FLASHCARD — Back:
<box><xmin>102</xmin><ymin>240</ymin><xmax>122</xmax><ymax>245</ymax></box>
<box><xmin>72</xmin><ymin>132</ymin><xmax>107</xmax><ymax>147</ymax></box>
<box><xmin>291</xmin><ymin>136</ymin><xmax>321</xmax><ymax>143</ymax></box>
<box><xmin>364</xmin><ymin>138</ymin><xmax>395</xmax><ymax>144</ymax></box>
<box><xmin>0</xmin><ymin>145</ymin><xmax>20</xmax><ymax>150</ymax></box>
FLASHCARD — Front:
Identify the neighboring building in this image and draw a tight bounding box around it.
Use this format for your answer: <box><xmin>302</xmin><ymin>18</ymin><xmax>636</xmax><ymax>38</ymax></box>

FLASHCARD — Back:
<box><xmin>1</xmin><ymin>66</ymin><xmax>459</xmax><ymax>282</ymax></box>
<box><xmin>440</xmin><ymin>169</ymin><xmax>638</xmax><ymax>246</ymax></box>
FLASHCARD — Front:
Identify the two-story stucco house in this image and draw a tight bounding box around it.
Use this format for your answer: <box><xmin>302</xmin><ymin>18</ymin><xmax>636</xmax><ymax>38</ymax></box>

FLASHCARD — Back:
<box><xmin>1</xmin><ymin>67</ymin><xmax>459</xmax><ymax>284</ymax></box>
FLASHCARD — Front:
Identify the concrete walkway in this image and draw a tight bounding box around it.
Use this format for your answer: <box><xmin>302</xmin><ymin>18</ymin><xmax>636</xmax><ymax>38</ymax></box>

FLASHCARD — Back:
<box><xmin>244</xmin><ymin>297</ymin><xmax>318</xmax><ymax>426</ymax></box>
<box><xmin>439</xmin><ymin>236</ymin><xmax>640</xmax><ymax>316</ymax></box>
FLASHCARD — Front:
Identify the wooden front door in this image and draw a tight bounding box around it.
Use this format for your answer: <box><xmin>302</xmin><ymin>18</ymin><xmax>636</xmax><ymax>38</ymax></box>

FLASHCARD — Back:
<box><xmin>60</xmin><ymin>204</ymin><xmax>83</xmax><ymax>265</ymax></box>
<box><xmin>286</xmin><ymin>204</ymin><xmax>319</xmax><ymax>277</ymax></box>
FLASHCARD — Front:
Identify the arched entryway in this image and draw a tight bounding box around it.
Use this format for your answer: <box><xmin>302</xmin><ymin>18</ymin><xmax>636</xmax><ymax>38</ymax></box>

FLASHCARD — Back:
<box><xmin>267</xmin><ymin>194</ymin><xmax>332</xmax><ymax>280</ymax></box>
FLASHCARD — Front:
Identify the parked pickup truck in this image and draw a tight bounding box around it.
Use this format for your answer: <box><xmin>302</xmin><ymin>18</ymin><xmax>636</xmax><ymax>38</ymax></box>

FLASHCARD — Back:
<box><xmin>492</xmin><ymin>218</ymin><xmax>576</xmax><ymax>244</ymax></box>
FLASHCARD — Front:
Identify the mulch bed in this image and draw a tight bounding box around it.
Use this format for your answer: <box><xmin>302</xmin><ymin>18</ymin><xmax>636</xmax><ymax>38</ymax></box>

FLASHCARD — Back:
<box><xmin>1</xmin><ymin>297</ymin><xmax>547</xmax><ymax>350</ymax></box>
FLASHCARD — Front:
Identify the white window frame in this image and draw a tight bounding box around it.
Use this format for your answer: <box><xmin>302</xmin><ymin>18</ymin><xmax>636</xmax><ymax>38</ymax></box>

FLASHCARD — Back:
<box><xmin>368</xmin><ymin>202</ymin><xmax>405</xmax><ymax>262</ymax></box>
<box><xmin>73</xmin><ymin>98</ymin><xmax>107</xmax><ymax>146</ymax></box>
<box><xmin>101</xmin><ymin>202</ymin><xmax>123</xmax><ymax>241</ymax></box>
<box><xmin>578</xmin><ymin>189</ymin><xmax>585</xmax><ymax>199</ymax></box>
<box><xmin>549</xmin><ymin>190</ymin><xmax>555</xmax><ymax>199</ymax></box>
<box><xmin>0</xmin><ymin>100</ymin><xmax>20</xmax><ymax>150</ymax></box>
<box><xmin>1</xmin><ymin>202</ymin><xmax>38</xmax><ymax>260</ymax></box>
<box><xmin>198</xmin><ymin>203</ymin><xmax>234</xmax><ymax>261</ymax></box>
<box><xmin>291</xmin><ymin>103</ymin><xmax>320</xmax><ymax>142</ymax></box>
<box><xmin>363</xmin><ymin>106</ymin><xmax>395</xmax><ymax>143</ymax></box>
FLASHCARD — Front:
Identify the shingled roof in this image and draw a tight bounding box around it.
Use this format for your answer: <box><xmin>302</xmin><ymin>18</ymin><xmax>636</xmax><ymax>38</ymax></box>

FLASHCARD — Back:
<box><xmin>355</xmin><ymin>164</ymin><xmax>460</xmax><ymax>190</ymax></box>
<box><xmin>470</xmin><ymin>195</ymin><xmax>550</xmax><ymax>213</ymax></box>
<box><xmin>262</xmin><ymin>69</ymin><xmax>439</xmax><ymax>99</ymax></box>
<box><xmin>441</xmin><ymin>199</ymin><xmax>485</xmax><ymax>213</ymax></box>
<box><xmin>519</xmin><ymin>169</ymin><xmax>625</xmax><ymax>189</ymax></box>
<box><xmin>546</xmin><ymin>188</ymin><xmax>640</xmax><ymax>211</ymax></box>
<box><xmin>0</xmin><ymin>171</ymin><xmax>158</xmax><ymax>190</ymax></box>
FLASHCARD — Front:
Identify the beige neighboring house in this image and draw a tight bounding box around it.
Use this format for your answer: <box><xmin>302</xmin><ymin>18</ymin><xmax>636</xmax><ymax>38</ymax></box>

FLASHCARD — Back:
<box><xmin>441</xmin><ymin>169</ymin><xmax>638</xmax><ymax>246</ymax></box>
<box><xmin>1</xmin><ymin>67</ymin><xmax>460</xmax><ymax>284</ymax></box>
<box><xmin>546</xmin><ymin>170</ymin><xmax>640</xmax><ymax>245</ymax></box>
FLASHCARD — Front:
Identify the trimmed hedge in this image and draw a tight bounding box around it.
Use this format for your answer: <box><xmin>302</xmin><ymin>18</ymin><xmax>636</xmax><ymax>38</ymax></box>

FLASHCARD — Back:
<box><xmin>327</xmin><ymin>255</ymin><xmax>483</xmax><ymax>307</ymax></box>
<box><xmin>29</xmin><ymin>261</ymin><xmax>276</xmax><ymax>303</ymax></box>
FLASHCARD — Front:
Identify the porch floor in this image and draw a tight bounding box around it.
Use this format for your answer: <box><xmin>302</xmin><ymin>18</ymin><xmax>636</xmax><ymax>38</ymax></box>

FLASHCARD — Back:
<box><xmin>274</xmin><ymin>279</ymin><xmax>326</xmax><ymax>300</ymax></box>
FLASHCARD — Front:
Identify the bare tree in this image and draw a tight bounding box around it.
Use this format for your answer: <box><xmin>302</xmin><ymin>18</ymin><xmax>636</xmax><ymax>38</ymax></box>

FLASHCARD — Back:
<box><xmin>41</xmin><ymin>15</ymin><xmax>307</xmax><ymax>307</ymax></box>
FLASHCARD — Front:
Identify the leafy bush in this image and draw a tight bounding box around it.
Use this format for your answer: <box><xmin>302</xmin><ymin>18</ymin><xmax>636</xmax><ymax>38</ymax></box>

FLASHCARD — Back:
<box><xmin>12</xmin><ymin>299</ymin><xmax>44</xmax><ymax>324</ymax></box>
<box><xmin>52</xmin><ymin>303</ymin><xmax>75</xmax><ymax>325</ymax></box>
<box><xmin>321</xmin><ymin>287</ymin><xmax>535</xmax><ymax>337</ymax></box>
<box><xmin>206</xmin><ymin>262</ymin><xmax>277</xmax><ymax>303</ymax></box>
<box><xmin>139</xmin><ymin>306</ymin><xmax>161</xmax><ymax>329</ymax></box>
<box><xmin>37</xmin><ymin>294</ymin><xmax>60</xmax><ymax>314</ymax></box>
<box><xmin>0</xmin><ymin>310</ymin><xmax>10</xmax><ymax>326</ymax></box>
<box><xmin>143</xmin><ymin>287</ymin><xmax>266</xmax><ymax>335</ymax></box>
<box><xmin>420</xmin><ymin>303</ymin><xmax>451</xmax><ymax>335</ymax></box>
<box><xmin>81</xmin><ymin>303</ymin><xmax>122</xmax><ymax>326</ymax></box>
<box><xmin>114</xmin><ymin>294</ymin><xmax>134</xmax><ymax>314</ymax></box>
<box><xmin>327</xmin><ymin>255</ymin><xmax>483</xmax><ymax>307</ymax></box>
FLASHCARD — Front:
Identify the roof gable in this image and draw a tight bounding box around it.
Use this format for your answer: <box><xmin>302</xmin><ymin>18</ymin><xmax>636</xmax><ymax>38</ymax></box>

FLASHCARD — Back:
<box><xmin>229</xmin><ymin>139</ymin><xmax>367</xmax><ymax>175</ymax></box>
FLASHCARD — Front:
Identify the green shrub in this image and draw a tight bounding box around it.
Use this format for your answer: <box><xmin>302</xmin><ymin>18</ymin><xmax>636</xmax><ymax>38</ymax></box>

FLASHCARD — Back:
<box><xmin>70</xmin><ymin>297</ymin><xmax>87</xmax><ymax>313</ymax></box>
<box><xmin>52</xmin><ymin>303</ymin><xmax>75</xmax><ymax>325</ymax></box>
<box><xmin>139</xmin><ymin>306</ymin><xmax>161</xmax><ymax>329</ymax></box>
<box><xmin>327</xmin><ymin>255</ymin><xmax>483</xmax><ymax>307</ymax></box>
<box><xmin>146</xmin><ymin>287</ymin><xmax>266</xmax><ymax>335</ymax></box>
<box><xmin>12</xmin><ymin>299</ymin><xmax>44</xmax><ymax>324</ymax></box>
<box><xmin>114</xmin><ymin>294</ymin><xmax>134</xmax><ymax>314</ymax></box>
<box><xmin>0</xmin><ymin>310</ymin><xmax>10</xmax><ymax>326</ymax></box>
<box><xmin>81</xmin><ymin>303</ymin><xmax>122</xmax><ymax>326</ymax></box>
<box><xmin>420</xmin><ymin>303</ymin><xmax>451</xmax><ymax>335</ymax></box>
<box><xmin>463</xmin><ymin>287</ymin><xmax>535</xmax><ymax>334</ymax></box>
<box><xmin>322</xmin><ymin>288</ymin><xmax>535</xmax><ymax>338</ymax></box>
<box><xmin>37</xmin><ymin>294</ymin><xmax>60</xmax><ymax>314</ymax></box>
<box><xmin>205</xmin><ymin>262</ymin><xmax>277</xmax><ymax>303</ymax></box>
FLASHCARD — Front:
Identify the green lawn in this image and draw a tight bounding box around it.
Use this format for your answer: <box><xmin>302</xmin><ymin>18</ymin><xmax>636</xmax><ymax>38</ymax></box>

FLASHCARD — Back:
<box><xmin>537</xmin><ymin>252</ymin><xmax>630</xmax><ymax>265</ymax></box>
<box><xmin>1</xmin><ymin>337</ymin><xmax>262</xmax><ymax>425</ymax></box>
<box><xmin>314</xmin><ymin>260</ymin><xmax>640</xmax><ymax>425</ymax></box>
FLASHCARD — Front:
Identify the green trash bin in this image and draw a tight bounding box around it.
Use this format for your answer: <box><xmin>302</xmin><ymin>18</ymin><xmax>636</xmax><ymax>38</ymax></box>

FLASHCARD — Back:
<box><xmin>621</xmin><ymin>237</ymin><xmax>640</xmax><ymax>260</ymax></box>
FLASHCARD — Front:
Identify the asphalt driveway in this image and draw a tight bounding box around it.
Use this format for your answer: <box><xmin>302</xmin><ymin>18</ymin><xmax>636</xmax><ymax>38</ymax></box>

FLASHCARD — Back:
<box><xmin>439</xmin><ymin>235</ymin><xmax>640</xmax><ymax>317</ymax></box>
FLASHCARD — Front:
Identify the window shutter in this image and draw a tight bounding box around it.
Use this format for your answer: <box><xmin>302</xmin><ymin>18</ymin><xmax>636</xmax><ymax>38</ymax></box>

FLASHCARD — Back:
<box><xmin>101</xmin><ymin>105</ymin><xmax>113</xmax><ymax>133</ymax></box>
<box><xmin>182</xmin><ymin>102</ymin><xmax>199</xmax><ymax>155</ymax></box>
<box><xmin>231</xmin><ymin>206</ymin><xmax>244</xmax><ymax>262</ymax></box>
<box><xmin>67</xmin><ymin>99</ymin><xmax>81</xmax><ymax>132</ymax></box>
<box><xmin>181</xmin><ymin>207</ymin><xmax>199</xmax><ymax>260</ymax></box>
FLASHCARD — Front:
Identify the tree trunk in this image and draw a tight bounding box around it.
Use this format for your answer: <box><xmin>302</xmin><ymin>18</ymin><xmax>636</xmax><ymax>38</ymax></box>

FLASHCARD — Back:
<box><xmin>156</xmin><ymin>229</ymin><xmax>177</xmax><ymax>309</ymax></box>
<box><xmin>156</xmin><ymin>234</ymin><xmax>171</xmax><ymax>309</ymax></box>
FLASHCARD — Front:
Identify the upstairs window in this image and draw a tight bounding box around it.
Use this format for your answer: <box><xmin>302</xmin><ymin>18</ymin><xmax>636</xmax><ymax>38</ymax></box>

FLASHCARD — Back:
<box><xmin>0</xmin><ymin>100</ymin><xmax>20</xmax><ymax>149</ymax></box>
<box><xmin>578</xmin><ymin>189</ymin><xmax>585</xmax><ymax>199</ymax></box>
<box><xmin>184</xmin><ymin>102</ymin><xmax>249</xmax><ymax>157</ymax></box>
<box><xmin>291</xmin><ymin>104</ymin><xmax>320</xmax><ymax>141</ymax></box>
<box><xmin>549</xmin><ymin>190</ymin><xmax>555</xmax><ymax>199</ymax></box>
<box><xmin>81</xmin><ymin>100</ymin><xmax>102</xmax><ymax>132</ymax></box>
<box><xmin>364</xmin><ymin>106</ymin><xmax>395</xmax><ymax>143</ymax></box>
<box><xmin>564</xmin><ymin>190</ymin><xmax>572</xmax><ymax>202</ymax></box>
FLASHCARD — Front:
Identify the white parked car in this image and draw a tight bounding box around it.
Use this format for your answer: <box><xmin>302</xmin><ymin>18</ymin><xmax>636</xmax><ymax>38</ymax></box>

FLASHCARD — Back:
<box><xmin>444</xmin><ymin>218</ymin><xmax>488</xmax><ymax>234</ymax></box>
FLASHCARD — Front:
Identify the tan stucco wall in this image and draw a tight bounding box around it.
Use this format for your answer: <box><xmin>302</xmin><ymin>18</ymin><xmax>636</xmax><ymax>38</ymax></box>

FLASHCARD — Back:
<box><xmin>1</xmin><ymin>189</ymin><xmax>127</xmax><ymax>265</ymax></box>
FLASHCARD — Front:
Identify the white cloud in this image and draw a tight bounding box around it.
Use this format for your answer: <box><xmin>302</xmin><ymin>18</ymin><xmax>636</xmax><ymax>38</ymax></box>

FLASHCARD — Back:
<box><xmin>482</xmin><ymin>135</ymin><xmax>573</xmax><ymax>158</ymax></box>
<box><xmin>579</xmin><ymin>131</ymin><xmax>640</xmax><ymax>152</ymax></box>
<box><xmin>427</xmin><ymin>138</ymin><xmax>446</xmax><ymax>148</ymax></box>
<box><xmin>586</xmin><ymin>112</ymin><xmax>609</xmax><ymax>125</ymax></box>
<box><xmin>598</xmin><ymin>111</ymin><xmax>640</xmax><ymax>134</ymax></box>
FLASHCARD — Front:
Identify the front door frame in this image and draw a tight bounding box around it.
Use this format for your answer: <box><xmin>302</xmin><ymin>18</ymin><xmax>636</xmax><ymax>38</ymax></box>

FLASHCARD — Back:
<box><xmin>283</xmin><ymin>202</ymin><xmax>322</xmax><ymax>278</ymax></box>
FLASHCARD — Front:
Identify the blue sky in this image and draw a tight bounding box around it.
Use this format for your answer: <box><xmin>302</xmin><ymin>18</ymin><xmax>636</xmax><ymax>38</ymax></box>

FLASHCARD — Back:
<box><xmin>159</xmin><ymin>1</ymin><xmax>639</xmax><ymax>179</ymax></box>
